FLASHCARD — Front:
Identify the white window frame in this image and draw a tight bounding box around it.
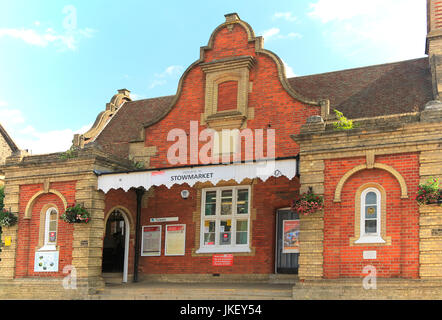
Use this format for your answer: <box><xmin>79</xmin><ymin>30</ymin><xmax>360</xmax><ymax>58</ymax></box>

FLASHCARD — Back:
<box><xmin>196</xmin><ymin>186</ymin><xmax>251</xmax><ymax>253</ymax></box>
<box><xmin>355</xmin><ymin>187</ymin><xmax>385</xmax><ymax>244</ymax></box>
<box><xmin>40</xmin><ymin>207</ymin><xmax>58</xmax><ymax>251</ymax></box>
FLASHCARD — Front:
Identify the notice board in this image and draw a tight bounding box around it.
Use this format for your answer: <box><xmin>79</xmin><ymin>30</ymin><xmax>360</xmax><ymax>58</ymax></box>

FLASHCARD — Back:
<box><xmin>141</xmin><ymin>225</ymin><xmax>161</xmax><ymax>256</ymax></box>
<box><xmin>165</xmin><ymin>224</ymin><xmax>186</xmax><ymax>256</ymax></box>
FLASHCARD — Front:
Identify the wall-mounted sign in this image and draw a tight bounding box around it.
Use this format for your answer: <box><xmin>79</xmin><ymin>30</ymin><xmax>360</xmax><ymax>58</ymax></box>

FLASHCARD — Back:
<box><xmin>80</xmin><ymin>240</ymin><xmax>89</xmax><ymax>247</ymax></box>
<box><xmin>282</xmin><ymin>220</ymin><xmax>300</xmax><ymax>253</ymax></box>
<box><xmin>363</xmin><ymin>250</ymin><xmax>377</xmax><ymax>260</ymax></box>
<box><xmin>49</xmin><ymin>232</ymin><xmax>56</xmax><ymax>243</ymax></box>
<box><xmin>165</xmin><ymin>224</ymin><xmax>186</xmax><ymax>256</ymax></box>
<box><xmin>432</xmin><ymin>228</ymin><xmax>442</xmax><ymax>236</ymax></box>
<box><xmin>4</xmin><ymin>236</ymin><xmax>11</xmax><ymax>247</ymax></box>
<box><xmin>34</xmin><ymin>251</ymin><xmax>59</xmax><ymax>272</ymax></box>
<box><xmin>150</xmin><ymin>217</ymin><xmax>179</xmax><ymax>223</ymax></box>
<box><xmin>212</xmin><ymin>254</ymin><xmax>233</xmax><ymax>266</ymax></box>
<box><xmin>141</xmin><ymin>225</ymin><xmax>161</xmax><ymax>256</ymax></box>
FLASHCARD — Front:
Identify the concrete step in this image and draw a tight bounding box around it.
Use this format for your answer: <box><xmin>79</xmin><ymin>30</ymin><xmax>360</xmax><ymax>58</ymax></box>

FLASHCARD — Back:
<box><xmin>91</xmin><ymin>282</ymin><xmax>293</xmax><ymax>300</ymax></box>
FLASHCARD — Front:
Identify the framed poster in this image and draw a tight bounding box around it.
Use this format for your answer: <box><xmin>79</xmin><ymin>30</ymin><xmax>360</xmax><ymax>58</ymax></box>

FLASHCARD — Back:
<box><xmin>141</xmin><ymin>225</ymin><xmax>161</xmax><ymax>256</ymax></box>
<box><xmin>282</xmin><ymin>220</ymin><xmax>300</xmax><ymax>253</ymax></box>
<box><xmin>165</xmin><ymin>224</ymin><xmax>186</xmax><ymax>256</ymax></box>
<box><xmin>34</xmin><ymin>251</ymin><xmax>59</xmax><ymax>272</ymax></box>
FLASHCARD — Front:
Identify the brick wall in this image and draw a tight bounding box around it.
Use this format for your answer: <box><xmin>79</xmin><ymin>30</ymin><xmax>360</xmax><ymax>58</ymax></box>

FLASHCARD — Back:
<box><xmin>323</xmin><ymin>153</ymin><xmax>420</xmax><ymax>279</ymax></box>
<box><xmin>15</xmin><ymin>181</ymin><xmax>76</xmax><ymax>278</ymax></box>
<box><xmin>143</xmin><ymin>23</ymin><xmax>320</xmax><ymax>168</ymax></box>
<box><xmin>103</xmin><ymin>176</ymin><xmax>300</xmax><ymax>275</ymax></box>
<box><xmin>217</xmin><ymin>81</ymin><xmax>238</xmax><ymax>112</ymax></box>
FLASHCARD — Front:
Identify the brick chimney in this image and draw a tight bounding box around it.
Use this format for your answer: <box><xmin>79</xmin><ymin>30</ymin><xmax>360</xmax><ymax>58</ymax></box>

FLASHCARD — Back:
<box><xmin>426</xmin><ymin>0</ymin><xmax>442</xmax><ymax>99</ymax></box>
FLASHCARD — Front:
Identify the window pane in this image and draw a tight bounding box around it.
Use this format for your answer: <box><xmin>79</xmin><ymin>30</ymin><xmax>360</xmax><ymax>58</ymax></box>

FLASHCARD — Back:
<box><xmin>204</xmin><ymin>221</ymin><xmax>216</xmax><ymax>245</ymax></box>
<box><xmin>237</xmin><ymin>189</ymin><xmax>249</xmax><ymax>214</ymax></box>
<box><xmin>219</xmin><ymin>220</ymin><xmax>231</xmax><ymax>245</ymax></box>
<box><xmin>236</xmin><ymin>220</ymin><xmax>248</xmax><ymax>231</ymax></box>
<box><xmin>236</xmin><ymin>232</ymin><xmax>248</xmax><ymax>245</ymax></box>
<box><xmin>365</xmin><ymin>192</ymin><xmax>377</xmax><ymax>205</ymax></box>
<box><xmin>365</xmin><ymin>220</ymin><xmax>377</xmax><ymax>234</ymax></box>
<box><xmin>50</xmin><ymin>210</ymin><xmax>57</xmax><ymax>221</ymax></box>
<box><xmin>236</xmin><ymin>220</ymin><xmax>248</xmax><ymax>245</ymax></box>
<box><xmin>221</xmin><ymin>190</ymin><xmax>232</xmax><ymax>215</ymax></box>
<box><xmin>204</xmin><ymin>233</ymin><xmax>215</xmax><ymax>245</ymax></box>
<box><xmin>49</xmin><ymin>221</ymin><xmax>57</xmax><ymax>232</ymax></box>
<box><xmin>205</xmin><ymin>191</ymin><xmax>217</xmax><ymax>216</ymax></box>
<box><xmin>365</xmin><ymin>206</ymin><xmax>377</xmax><ymax>219</ymax></box>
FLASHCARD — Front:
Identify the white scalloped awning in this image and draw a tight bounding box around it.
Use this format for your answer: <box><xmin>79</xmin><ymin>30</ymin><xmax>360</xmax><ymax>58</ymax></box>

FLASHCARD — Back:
<box><xmin>97</xmin><ymin>158</ymin><xmax>297</xmax><ymax>193</ymax></box>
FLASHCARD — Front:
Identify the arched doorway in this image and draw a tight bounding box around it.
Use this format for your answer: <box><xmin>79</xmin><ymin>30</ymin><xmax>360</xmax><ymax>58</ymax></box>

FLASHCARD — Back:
<box><xmin>102</xmin><ymin>209</ymin><xmax>130</xmax><ymax>283</ymax></box>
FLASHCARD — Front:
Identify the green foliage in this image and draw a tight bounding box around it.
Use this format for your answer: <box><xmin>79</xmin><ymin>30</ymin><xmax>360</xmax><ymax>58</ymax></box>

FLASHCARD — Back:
<box><xmin>0</xmin><ymin>186</ymin><xmax>4</xmax><ymax>210</ymax></box>
<box><xmin>0</xmin><ymin>208</ymin><xmax>18</xmax><ymax>227</ymax></box>
<box><xmin>416</xmin><ymin>177</ymin><xmax>441</xmax><ymax>205</ymax></box>
<box><xmin>292</xmin><ymin>189</ymin><xmax>324</xmax><ymax>215</ymax></box>
<box><xmin>333</xmin><ymin>109</ymin><xmax>356</xmax><ymax>130</ymax></box>
<box><xmin>133</xmin><ymin>161</ymin><xmax>145</xmax><ymax>170</ymax></box>
<box><xmin>60</xmin><ymin>203</ymin><xmax>91</xmax><ymax>223</ymax></box>
<box><xmin>59</xmin><ymin>146</ymin><xmax>78</xmax><ymax>160</ymax></box>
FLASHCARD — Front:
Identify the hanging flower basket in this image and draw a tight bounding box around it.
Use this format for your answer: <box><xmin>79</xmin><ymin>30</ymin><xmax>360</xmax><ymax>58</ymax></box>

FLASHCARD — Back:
<box><xmin>292</xmin><ymin>189</ymin><xmax>324</xmax><ymax>216</ymax></box>
<box><xmin>60</xmin><ymin>203</ymin><xmax>91</xmax><ymax>223</ymax></box>
<box><xmin>416</xmin><ymin>177</ymin><xmax>441</xmax><ymax>206</ymax></box>
<box><xmin>0</xmin><ymin>208</ymin><xmax>18</xmax><ymax>227</ymax></box>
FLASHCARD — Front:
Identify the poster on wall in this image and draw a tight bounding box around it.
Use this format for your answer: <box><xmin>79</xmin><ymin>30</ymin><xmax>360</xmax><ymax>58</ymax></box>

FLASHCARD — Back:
<box><xmin>141</xmin><ymin>225</ymin><xmax>161</xmax><ymax>256</ymax></box>
<box><xmin>34</xmin><ymin>251</ymin><xmax>59</xmax><ymax>272</ymax></box>
<box><xmin>165</xmin><ymin>224</ymin><xmax>186</xmax><ymax>256</ymax></box>
<box><xmin>282</xmin><ymin>220</ymin><xmax>300</xmax><ymax>253</ymax></box>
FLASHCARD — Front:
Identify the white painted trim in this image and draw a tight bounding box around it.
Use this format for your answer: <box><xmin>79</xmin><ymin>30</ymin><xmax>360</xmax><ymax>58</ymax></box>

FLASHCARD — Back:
<box><xmin>43</xmin><ymin>207</ymin><xmax>58</xmax><ymax>248</ymax></box>
<box><xmin>355</xmin><ymin>187</ymin><xmax>385</xmax><ymax>244</ymax></box>
<box><xmin>198</xmin><ymin>186</ymin><xmax>251</xmax><ymax>253</ymax></box>
<box><xmin>121</xmin><ymin>212</ymin><xmax>130</xmax><ymax>283</ymax></box>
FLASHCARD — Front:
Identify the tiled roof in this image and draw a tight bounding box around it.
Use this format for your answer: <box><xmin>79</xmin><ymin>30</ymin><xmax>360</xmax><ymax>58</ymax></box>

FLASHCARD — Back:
<box><xmin>94</xmin><ymin>57</ymin><xmax>433</xmax><ymax>158</ymax></box>
<box><xmin>288</xmin><ymin>57</ymin><xmax>433</xmax><ymax>119</ymax></box>
<box><xmin>95</xmin><ymin>95</ymin><xmax>175</xmax><ymax>158</ymax></box>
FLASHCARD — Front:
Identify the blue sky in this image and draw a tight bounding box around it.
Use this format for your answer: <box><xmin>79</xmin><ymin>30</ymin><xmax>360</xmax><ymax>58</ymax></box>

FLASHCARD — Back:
<box><xmin>0</xmin><ymin>0</ymin><xmax>427</xmax><ymax>154</ymax></box>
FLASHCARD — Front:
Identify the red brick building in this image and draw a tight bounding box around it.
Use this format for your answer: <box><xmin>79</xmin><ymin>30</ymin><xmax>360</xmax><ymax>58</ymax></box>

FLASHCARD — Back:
<box><xmin>0</xmin><ymin>2</ymin><xmax>442</xmax><ymax>299</ymax></box>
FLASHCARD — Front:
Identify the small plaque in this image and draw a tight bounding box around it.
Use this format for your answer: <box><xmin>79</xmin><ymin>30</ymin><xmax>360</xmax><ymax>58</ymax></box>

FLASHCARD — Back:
<box><xmin>80</xmin><ymin>240</ymin><xmax>89</xmax><ymax>247</ymax></box>
<box><xmin>432</xmin><ymin>228</ymin><xmax>442</xmax><ymax>236</ymax></box>
<box><xmin>212</xmin><ymin>254</ymin><xmax>233</xmax><ymax>266</ymax></box>
<box><xmin>363</xmin><ymin>250</ymin><xmax>377</xmax><ymax>260</ymax></box>
<box><xmin>34</xmin><ymin>251</ymin><xmax>59</xmax><ymax>272</ymax></box>
<box><xmin>4</xmin><ymin>236</ymin><xmax>11</xmax><ymax>247</ymax></box>
<box><xmin>150</xmin><ymin>217</ymin><xmax>178</xmax><ymax>223</ymax></box>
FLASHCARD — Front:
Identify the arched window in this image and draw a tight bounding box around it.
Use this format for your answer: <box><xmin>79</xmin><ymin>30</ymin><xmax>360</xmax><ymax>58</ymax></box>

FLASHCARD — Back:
<box><xmin>42</xmin><ymin>207</ymin><xmax>58</xmax><ymax>250</ymax></box>
<box><xmin>355</xmin><ymin>187</ymin><xmax>385</xmax><ymax>244</ymax></box>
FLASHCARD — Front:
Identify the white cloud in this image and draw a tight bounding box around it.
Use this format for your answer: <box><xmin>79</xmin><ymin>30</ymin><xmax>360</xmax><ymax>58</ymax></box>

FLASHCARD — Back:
<box><xmin>262</xmin><ymin>28</ymin><xmax>302</xmax><ymax>41</ymax></box>
<box><xmin>273</xmin><ymin>12</ymin><xmax>298</xmax><ymax>22</ymax></box>
<box><xmin>14</xmin><ymin>123</ymin><xmax>92</xmax><ymax>155</ymax></box>
<box><xmin>282</xmin><ymin>60</ymin><xmax>297</xmax><ymax>77</ymax></box>
<box><xmin>0</xmin><ymin>25</ymin><xmax>96</xmax><ymax>51</ymax></box>
<box><xmin>308</xmin><ymin>0</ymin><xmax>426</xmax><ymax>62</ymax></box>
<box><xmin>129</xmin><ymin>92</ymin><xmax>146</xmax><ymax>100</ymax></box>
<box><xmin>149</xmin><ymin>65</ymin><xmax>184</xmax><ymax>89</ymax></box>
<box><xmin>0</xmin><ymin>99</ymin><xmax>91</xmax><ymax>154</ymax></box>
<box><xmin>262</xmin><ymin>27</ymin><xmax>281</xmax><ymax>40</ymax></box>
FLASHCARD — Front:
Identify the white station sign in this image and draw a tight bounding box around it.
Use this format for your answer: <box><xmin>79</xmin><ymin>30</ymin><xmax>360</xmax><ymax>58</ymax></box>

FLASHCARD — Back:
<box><xmin>98</xmin><ymin>159</ymin><xmax>297</xmax><ymax>193</ymax></box>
